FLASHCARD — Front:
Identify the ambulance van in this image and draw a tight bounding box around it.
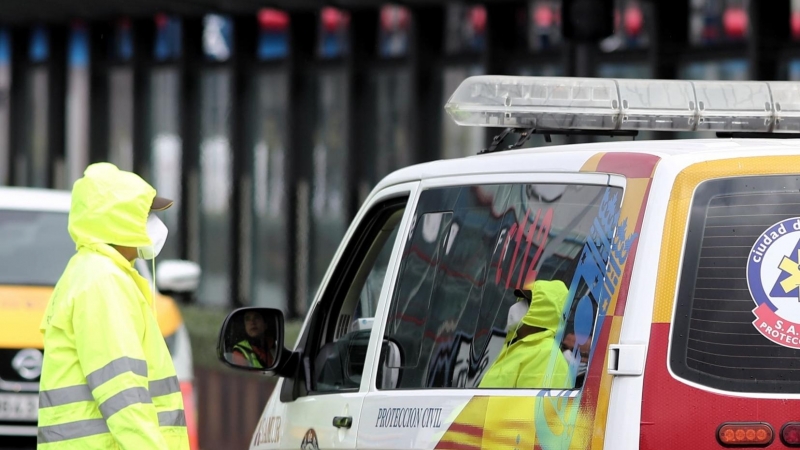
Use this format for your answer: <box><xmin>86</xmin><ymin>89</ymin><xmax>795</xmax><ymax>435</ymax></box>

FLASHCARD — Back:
<box><xmin>0</xmin><ymin>187</ymin><xmax>201</xmax><ymax>449</ymax></box>
<box><xmin>218</xmin><ymin>75</ymin><xmax>800</xmax><ymax>450</ymax></box>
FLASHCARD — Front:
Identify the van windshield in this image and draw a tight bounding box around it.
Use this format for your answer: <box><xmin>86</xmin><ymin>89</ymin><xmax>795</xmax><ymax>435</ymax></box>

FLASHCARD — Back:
<box><xmin>0</xmin><ymin>210</ymin><xmax>75</xmax><ymax>286</ymax></box>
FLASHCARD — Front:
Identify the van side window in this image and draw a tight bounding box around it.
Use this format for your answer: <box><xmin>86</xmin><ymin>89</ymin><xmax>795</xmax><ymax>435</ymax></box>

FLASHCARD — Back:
<box><xmin>379</xmin><ymin>183</ymin><xmax>622</xmax><ymax>390</ymax></box>
<box><xmin>671</xmin><ymin>175</ymin><xmax>800</xmax><ymax>394</ymax></box>
<box><xmin>307</xmin><ymin>197</ymin><xmax>407</xmax><ymax>394</ymax></box>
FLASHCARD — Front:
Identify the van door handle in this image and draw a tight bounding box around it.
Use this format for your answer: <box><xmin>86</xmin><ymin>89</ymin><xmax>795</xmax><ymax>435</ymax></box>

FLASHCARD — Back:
<box><xmin>333</xmin><ymin>416</ymin><xmax>353</xmax><ymax>429</ymax></box>
<box><xmin>607</xmin><ymin>344</ymin><xmax>646</xmax><ymax>376</ymax></box>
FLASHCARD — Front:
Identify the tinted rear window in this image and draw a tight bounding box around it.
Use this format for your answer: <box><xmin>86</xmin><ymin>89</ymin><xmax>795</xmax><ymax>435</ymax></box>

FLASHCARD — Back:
<box><xmin>671</xmin><ymin>175</ymin><xmax>800</xmax><ymax>393</ymax></box>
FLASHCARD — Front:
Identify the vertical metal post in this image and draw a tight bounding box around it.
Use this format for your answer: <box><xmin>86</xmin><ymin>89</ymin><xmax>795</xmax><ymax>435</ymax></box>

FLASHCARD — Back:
<box><xmin>231</xmin><ymin>15</ymin><xmax>257</xmax><ymax>308</ymax></box>
<box><xmin>8</xmin><ymin>27</ymin><xmax>27</xmax><ymax>186</ymax></box>
<box><xmin>410</xmin><ymin>6</ymin><xmax>444</xmax><ymax>164</ymax></box>
<box><xmin>48</xmin><ymin>25</ymin><xmax>67</xmax><ymax>188</ymax></box>
<box><xmin>644</xmin><ymin>0</ymin><xmax>688</xmax><ymax>141</ymax></box>
<box><xmin>485</xmin><ymin>2</ymin><xmax>526</xmax><ymax>75</ymax></box>
<box><xmin>563</xmin><ymin>15</ymin><xmax>596</xmax><ymax>144</ymax></box>
<box><xmin>485</xmin><ymin>2</ymin><xmax>526</xmax><ymax>148</ymax></box>
<box><xmin>132</xmin><ymin>18</ymin><xmax>154</xmax><ymax>177</ymax></box>
<box><xmin>180</xmin><ymin>18</ymin><xmax>203</xmax><ymax>266</ymax></box>
<box><xmin>89</xmin><ymin>22</ymin><xmax>110</xmax><ymax>164</ymax></box>
<box><xmin>647</xmin><ymin>0</ymin><xmax>688</xmax><ymax>81</ymax></box>
<box><xmin>286</xmin><ymin>11</ymin><xmax>318</xmax><ymax>319</ymax></box>
<box><xmin>748</xmin><ymin>0</ymin><xmax>790</xmax><ymax>81</ymax></box>
<box><xmin>346</xmin><ymin>7</ymin><xmax>379</xmax><ymax>223</ymax></box>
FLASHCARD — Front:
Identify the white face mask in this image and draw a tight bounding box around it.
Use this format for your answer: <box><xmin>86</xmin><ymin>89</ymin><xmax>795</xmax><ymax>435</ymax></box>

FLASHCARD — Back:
<box><xmin>138</xmin><ymin>214</ymin><xmax>169</xmax><ymax>260</ymax></box>
<box><xmin>506</xmin><ymin>300</ymin><xmax>530</xmax><ymax>333</ymax></box>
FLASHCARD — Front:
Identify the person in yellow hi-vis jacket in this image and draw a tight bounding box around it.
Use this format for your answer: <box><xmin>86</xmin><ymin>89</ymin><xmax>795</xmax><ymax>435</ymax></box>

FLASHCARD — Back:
<box><xmin>37</xmin><ymin>162</ymin><xmax>189</xmax><ymax>449</ymax></box>
<box><xmin>478</xmin><ymin>279</ymin><xmax>573</xmax><ymax>389</ymax></box>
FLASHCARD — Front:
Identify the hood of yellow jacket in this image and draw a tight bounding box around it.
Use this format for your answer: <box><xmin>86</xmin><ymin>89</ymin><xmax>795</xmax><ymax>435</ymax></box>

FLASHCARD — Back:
<box><xmin>68</xmin><ymin>162</ymin><xmax>156</xmax><ymax>251</ymax></box>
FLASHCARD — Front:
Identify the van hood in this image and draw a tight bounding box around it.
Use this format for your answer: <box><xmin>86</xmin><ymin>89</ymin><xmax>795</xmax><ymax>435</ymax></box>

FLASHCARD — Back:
<box><xmin>68</xmin><ymin>162</ymin><xmax>156</xmax><ymax>250</ymax></box>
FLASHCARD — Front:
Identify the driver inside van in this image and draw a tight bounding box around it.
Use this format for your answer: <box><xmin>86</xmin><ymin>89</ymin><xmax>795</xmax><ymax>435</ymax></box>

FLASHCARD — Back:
<box><xmin>478</xmin><ymin>279</ymin><xmax>573</xmax><ymax>389</ymax></box>
<box><xmin>231</xmin><ymin>310</ymin><xmax>277</xmax><ymax>369</ymax></box>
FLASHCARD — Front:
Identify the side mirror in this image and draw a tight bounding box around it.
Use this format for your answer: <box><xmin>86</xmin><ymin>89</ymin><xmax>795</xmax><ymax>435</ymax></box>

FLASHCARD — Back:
<box><xmin>156</xmin><ymin>260</ymin><xmax>202</xmax><ymax>294</ymax></box>
<box><xmin>217</xmin><ymin>307</ymin><xmax>284</xmax><ymax>373</ymax></box>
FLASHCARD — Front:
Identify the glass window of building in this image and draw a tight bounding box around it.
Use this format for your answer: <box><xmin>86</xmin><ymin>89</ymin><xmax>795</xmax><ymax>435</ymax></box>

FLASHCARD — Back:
<box><xmin>65</xmin><ymin>23</ymin><xmax>90</xmax><ymax>188</ymax></box>
<box><xmin>309</xmin><ymin>70</ymin><xmax>350</xmax><ymax>307</ymax></box>
<box><xmin>198</xmin><ymin>67</ymin><xmax>233</xmax><ymax>306</ymax></box>
<box><xmin>149</xmin><ymin>68</ymin><xmax>182</xmax><ymax>261</ymax></box>
<box><xmin>251</xmin><ymin>71</ymin><xmax>289</xmax><ymax>310</ymax></box>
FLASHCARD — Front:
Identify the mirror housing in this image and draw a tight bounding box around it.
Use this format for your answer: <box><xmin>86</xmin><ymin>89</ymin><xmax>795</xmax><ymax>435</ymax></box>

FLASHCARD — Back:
<box><xmin>156</xmin><ymin>260</ymin><xmax>201</xmax><ymax>294</ymax></box>
<box><xmin>217</xmin><ymin>307</ymin><xmax>286</xmax><ymax>374</ymax></box>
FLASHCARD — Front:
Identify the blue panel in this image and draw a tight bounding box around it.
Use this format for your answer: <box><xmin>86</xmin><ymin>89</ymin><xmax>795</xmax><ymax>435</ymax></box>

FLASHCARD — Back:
<box><xmin>789</xmin><ymin>60</ymin><xmax>800</xmax><ymax>81</ymax></box>
<box><xmin>320</xmin><ymin>34</ymin><xmax>343</xmax><ymax>59</ymax></box>
<box><xmin>29</xmin><ymin>26</ymin><xmax>49</xmax><ymax>62</ymax></box>
<box><xmin>0</xmin><ymin>28</ymin><xmax>10</xmax><ymax>65</ymax></box>
<box><xmin>115</xmin><ymin>22</ymin><xmax>133</xmax><ymax>61</ymax></box>
<box><xmin>257</xmin><ymin>31</ymin><xmax>288</xmax><ymax>60</ymax></box>
<box><xmin>154</xmin><ymin>15</ymin><xmax>182</xmax><ymax>61</ymax></box>
<box><xmin>68</xmin><ymin>25</ymin><xmax>89</xmax><ymax>68</ymax></box>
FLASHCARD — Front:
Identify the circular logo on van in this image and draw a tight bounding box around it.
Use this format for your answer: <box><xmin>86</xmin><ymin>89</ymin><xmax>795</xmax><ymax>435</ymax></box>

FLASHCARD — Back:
<box><xmin>746</xmin><ymin>217</ymin><xmax>800</xmax><ymax>349</ymax></box>
<box><xmin>11</xmin><ymin>348</ymin><xmax>43</xmax><ymax>380</ymax></box>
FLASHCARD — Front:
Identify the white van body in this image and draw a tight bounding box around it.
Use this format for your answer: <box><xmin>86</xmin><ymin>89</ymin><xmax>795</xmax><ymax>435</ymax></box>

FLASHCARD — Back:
<box><xmin>232</xmin><ymin>76</ymin><xmax>800</xmax><ymax>450</ymax></box>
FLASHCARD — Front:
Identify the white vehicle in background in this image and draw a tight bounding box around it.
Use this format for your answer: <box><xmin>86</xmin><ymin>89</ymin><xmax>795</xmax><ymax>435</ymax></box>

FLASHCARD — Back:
<box><xmin>0</xmin><ymin>187</ymin><xmax>202</xmax><ymax>449</ymax></box>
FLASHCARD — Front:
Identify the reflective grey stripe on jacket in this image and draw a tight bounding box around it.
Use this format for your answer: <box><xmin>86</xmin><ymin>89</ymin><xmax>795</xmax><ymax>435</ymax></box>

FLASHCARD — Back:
<box><xmin>86</xmin><ymin>357</ymin><xmax>148</xmax><ymax>390</ymax></box>
<box><xmin>149</xmin><ymin>376</ymin><xmax>180</xmax><ymax>397</ymax></box>
<box><xmin>39</xmin><ymin>378</ymin><xmax>173</xmax><ymax>410</ymax></box>
<box><xmin>158</xmin><ymin>409</ymin><xmax>187</xmax><ymax>427</ymax></box>
<box><xmin>98</xmin><ymin>387</ymin><xmax>152</xmax><ymax>419</ymax></box>
<box><xmin>38</xmin><ymin>419</ymin><xmax>110</xmax><ymax>444</ymax></box>
<box><xmin>39</xmin><ymin>385</ymin><xmax>93</xmax><ymax>408</ymax></box>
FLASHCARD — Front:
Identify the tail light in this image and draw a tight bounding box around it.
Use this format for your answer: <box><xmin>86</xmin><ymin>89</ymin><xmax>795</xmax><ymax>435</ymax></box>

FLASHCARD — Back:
<box><xmin>782</xmin><ymin>423</ymin><xmax>800</xmax><ymax>447</ymax></box>
<box><xmin>717</xmin><ymin>422</ymin><xmax>773</xmax><ymax>447</ymax></box>
<box><xmin>180</xmin><ymin>381</ymin><xmax>199</xmax><ymax>450</ymax></box>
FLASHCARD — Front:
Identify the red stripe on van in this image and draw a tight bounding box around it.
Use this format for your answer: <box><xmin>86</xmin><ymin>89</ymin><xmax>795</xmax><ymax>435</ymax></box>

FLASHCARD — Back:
<box><xmin>595</xmin><ymin>152</ymin><xmax>660</xmax><ymax>179</ymax></box>
<box><xmin>435</xmin><ymin>441</ymin><xmax>482</xmax><ymax>450</ymax></box>
<box><xmin>641</xmin><ymin>323</ymin><xmax>800</xmax><ymax>450</ymax></box>
<box><xmin>447</xmin><ymin>423</ymin><xmax>484</xmax><ymax>437</ymax></box>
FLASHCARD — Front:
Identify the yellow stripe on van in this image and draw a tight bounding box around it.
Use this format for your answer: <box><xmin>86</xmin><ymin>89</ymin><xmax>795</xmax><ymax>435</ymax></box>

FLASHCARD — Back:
<box><xmin>580</xmin><ymin>152</ymin><xmax>606</xmax><ymax>172</ymax></box>
<box><xmin>652</xmin><ymin>156</ymin><xmax>800</xmax><ymax>323</ymax></box>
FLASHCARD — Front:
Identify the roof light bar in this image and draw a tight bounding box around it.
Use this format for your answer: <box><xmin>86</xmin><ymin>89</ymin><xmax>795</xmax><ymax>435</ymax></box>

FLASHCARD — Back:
<box><xmin>444</xmin><ymin>76</ymin><xmax>800</xmax><ymax>134</ymax></box>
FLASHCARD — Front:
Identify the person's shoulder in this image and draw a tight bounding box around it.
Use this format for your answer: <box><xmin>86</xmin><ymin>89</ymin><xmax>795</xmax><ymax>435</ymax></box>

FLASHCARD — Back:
<box><xmin>74</xmin><ymin>252</ymin><xmax>131</xmax><ymax>280</ymax></box>
<box><xmin>64</xmin><ymin>253</ymin><xmax>137</xmax><ymax>298</ymax></box>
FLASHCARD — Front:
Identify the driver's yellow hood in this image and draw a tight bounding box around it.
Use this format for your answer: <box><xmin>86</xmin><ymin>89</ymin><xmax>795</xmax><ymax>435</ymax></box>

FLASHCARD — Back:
<box><xmin>0</xmin><ymin>285</ymin><xmax>183</xmax><ymax>349</ymax></box>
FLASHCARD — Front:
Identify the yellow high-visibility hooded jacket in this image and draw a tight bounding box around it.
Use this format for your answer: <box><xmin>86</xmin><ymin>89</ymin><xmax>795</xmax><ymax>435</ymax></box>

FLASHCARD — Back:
<box><xmin>478</xmin><ymin>279</ymin><xmax>573</xmax><ymax>389</ymax></box>
<box><xmin>37</xmin><ymin>163</ymin><xmax>189</xmax><ymax>449</ymax></box>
